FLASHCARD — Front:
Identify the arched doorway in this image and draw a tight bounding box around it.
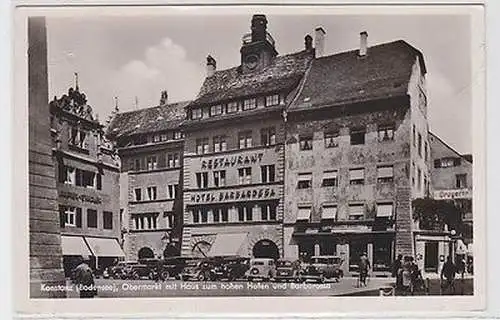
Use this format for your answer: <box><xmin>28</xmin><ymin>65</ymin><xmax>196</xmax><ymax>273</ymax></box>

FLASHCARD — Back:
<box><xmin>163</xmin><ymin>244</ymin><xmax>180</xmax><ymax>258</ymax></box>
<box><xmin>138</xmin><ymin>247</ymin><xmax>154</xmax><ymax>260</ymax></box>
<box><xmin>252</xmin><ymin>239</ymin><xmax>279</xmax><ymax>259</ymax></box>
<box><xmin>192</xmin><ymin>241</ymin><xmax>211</xmax><ymax>258</ymax></box>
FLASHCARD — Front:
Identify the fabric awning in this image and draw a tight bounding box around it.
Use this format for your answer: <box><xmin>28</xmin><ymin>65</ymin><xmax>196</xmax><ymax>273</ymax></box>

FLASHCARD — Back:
<box><xmin>298</xmin><ymin>173</ymin><xmax>312</xmax><ymax>181</ymax></box>
<box><xmin>297</xmin><ymin>207</ymin><xmax>312</xmax><ymax>220</ymax></box>
<box><xmin>61</xmin><ymin>235</ymin><xmax>92</xmax><ymax>257</ymax></box>
<box><xmin>377</xmin><ymin>204</ymin><xmax>393</xmax><ymax>217</ymax></box>
<box><xmin>322</xmin><ymin>206</ymin><xmax>337</xmax><ymax>219</ymax></box>
<box><xmin>208</xmin><ymin>233</ymin><xmax>248</xmax><ymax>257</ymax></box>
<box><xmin>85</xmin><ymin>237</ymin><xmax>125</xmax><ymax>257</ymax></box>
<box><xmin>377</xmin><ymin>166</ymin><xmax>393</xmax><ymax>178</ymax></box>
<box><xmin>349</xmin><ymin>169</ymin><xmax>364</xmax><ymax>180</ymax></box>
<box><xmin>349</xmin><ymin>205</ymin><xmax>364</xmax><ymax>216</ymax></box>
<box><xmin>323</xmin><ymin>171</ymin><xmax>338</xmax><ymax>179</ymax></box>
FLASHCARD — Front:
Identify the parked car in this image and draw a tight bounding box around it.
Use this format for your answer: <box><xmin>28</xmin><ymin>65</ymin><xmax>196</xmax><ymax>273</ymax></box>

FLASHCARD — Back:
<box><xmin>110</xmin><ymin>261</ymin><xmax>139</xmax><ymax>279</ymax></box>
<box><xmin>126</xmin><ymin>264</ymin><xmax>153</xmax><ymax>280</ymax></box>
<box><xmin>154</xmin><ymin>256</ymin><xmax>194</xmax><ymax>281</ymax></box>
<box><xmin>210</xmin><ymin>256</ymin><xmax>250</xmax><ymax>281</ymax></box>
<box><xmin>245</xmin><ymin>258</ymin><xmax>277</xmax><ymax>282</ymax></box>
<box><xmin>179</xmin><ymin>258</ymin><xmax>215</xmax><ymax>281</ymax></box>
<box><xmin>274</xmin><ymin>259</ymin><xmax>303</xmax><ymax>282</ymax></box>
<box><xmin>301</xmin><ymin>255</ymin><xmax>344</xmax><ymax>283</ymax></box>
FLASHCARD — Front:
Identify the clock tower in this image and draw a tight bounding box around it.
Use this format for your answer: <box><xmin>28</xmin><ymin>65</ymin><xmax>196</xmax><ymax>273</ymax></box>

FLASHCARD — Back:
<box><xmin>240</xmin><ymin>14</ymin><xmax>278</xmax><ymax>74</ymax></box>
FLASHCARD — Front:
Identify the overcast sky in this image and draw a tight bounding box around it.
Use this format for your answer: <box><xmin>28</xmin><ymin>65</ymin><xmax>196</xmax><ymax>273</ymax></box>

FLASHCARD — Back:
<box><xmin>46</xmin><ymin>13</ymin><xmax>472</xmax><ymax>153</ymax></box>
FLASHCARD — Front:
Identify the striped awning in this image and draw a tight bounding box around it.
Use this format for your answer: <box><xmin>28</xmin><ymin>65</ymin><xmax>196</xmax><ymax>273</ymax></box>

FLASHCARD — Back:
<box><xmin>61</xmin><ymin>236</ymin><xmax>92</xmax><ymax>257</ymax></box>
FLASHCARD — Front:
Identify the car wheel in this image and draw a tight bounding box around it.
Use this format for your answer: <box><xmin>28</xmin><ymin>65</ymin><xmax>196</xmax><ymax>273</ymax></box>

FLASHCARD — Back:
<box><xmin>197</xmin><ymin>273</ymin><xmax>206</xmax><ymax>281</ymax></box>
<box><xmin>318</xmin><ymin>274</ymin><xmax>325</xmax><ymax>283</ymax></box>
<box><xmin>132</xmin><ymin>272</ymin><xmax>140</xmax><ymax>280</ymax></box>
<box><xmin>161</xmin><ymin>271</ymin><xmax>170</xmax><ymax>281</ymax></box>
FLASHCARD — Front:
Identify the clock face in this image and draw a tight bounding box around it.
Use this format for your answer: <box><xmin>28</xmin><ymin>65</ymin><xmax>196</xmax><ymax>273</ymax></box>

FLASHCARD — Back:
<box><xmin>245</xmin><ymin>55</ymin><xmax>259</xmax><ymax>70</ymax></box>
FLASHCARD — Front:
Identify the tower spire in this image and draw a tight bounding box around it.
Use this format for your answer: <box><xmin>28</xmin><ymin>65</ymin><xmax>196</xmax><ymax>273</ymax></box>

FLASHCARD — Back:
<box><xmin>74</xmin><ymin>72</ymin><xmax>79</xmax><ymax>91</ymax></box>
<box><xmin>114</xmin><ymin>96</ymin><xmax>119</xmax><ymax>112</ymax></box>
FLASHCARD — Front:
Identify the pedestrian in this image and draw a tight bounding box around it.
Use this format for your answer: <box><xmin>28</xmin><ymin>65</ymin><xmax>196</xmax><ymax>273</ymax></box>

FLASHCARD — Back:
<box><xmin>440</xmin><ymin>255</ymin><xmax>457</xmax><ymax>294</ymax></box>
<box><xmin>359</xmin><ymin>253</ymin><xmax>370</xmax><ymax>287</ymax></box>
<box><xmin>400</xmin><ymin>256</ymin><xmax>412</xmax><ymax>295</ymax></box>
<box><xmin>74</xmin><ymin>257</ymin><xmax>97</xmax><ymax>298</ymax></box>
<box><xmin>392</xmin><ymin>254</ymin><xmax>403</xmax><ymax>289</ymax></box>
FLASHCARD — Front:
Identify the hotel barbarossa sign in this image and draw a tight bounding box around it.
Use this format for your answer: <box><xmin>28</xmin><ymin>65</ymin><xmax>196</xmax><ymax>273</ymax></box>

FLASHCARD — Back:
<box><xmin>433</xmin><ymin>189</ymin><xmax>472</xmax><ymax>200</ymax></box>
<box><xmin>190</xmin><ymin>186</ymin><xmax>278</xmax><ymax>204</ymax></box>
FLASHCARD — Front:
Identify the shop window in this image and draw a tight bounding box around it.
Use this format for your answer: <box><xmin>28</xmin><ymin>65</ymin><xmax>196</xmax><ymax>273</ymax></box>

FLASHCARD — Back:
<box><xmin>147</xmin><ymin>186</ymin><xmax>157</xmax><ymax>201</ymax></box>
<box><xmin>348</xmin><ymin>204</ymin><xmax>364</xmax><ymax>220</ymax></box>
<box><xmin>265</xmin><ymin>94</ymin><xmax>280</xmax><ymax>107</ymax></box>
<box><xmin>227</xmin><ymin>101</ymin><xmax>239</xmax><ymax>113</ymax></box>
<box><xmin>196</xmin><ymin>172</ymin><xmax>209</xmax><ymax>189</ymax></box>
<box><xmin>87</xmin><ymin>209</ymin><xmax>97</xmax><ymax>228</ymax></box>
<box><xmin>192</xmin><ymin>108</ymin><xmax>202</xmax><ymax>120</ymax></box>
<box><xmin>349</xmin><ymin>168</ymin><xmax>365</xmax><ymax>185</ymax></box>
<box><xmin>376</xmin><ymin>203</ymin><xmax>393</xmax><ymax>218</ymax></box>
<box><xmin>377</xmin><ymin>165</ymin><xmax>394</xmax><ymax>183</ymax></box>
<box><xmin>373</xmin><ymin>238</ymin><xmax>392</xmax><ymax>272</ymax></box>
<box><xmin>321</xmin><ymin>205</ymin><xmax>337</xmax><ymax>220</ymax></box>
<box><xmin>324</xmin><ymin>131</ymin><xmax>339</xmax><ymax>148</ymax></box>
<box><xmin>147</xmin><ymin>156</ymin><xmax>158</xmax><ymax>171</ymax></box>
<box><xmin>213</xmin><ymin>170</ymin><xmax>226</xmax><ymax>187</ymax></box>
<box><xmin>238</xmin><ymin>167</ymin><xmax>252</xmax><ymax>185</ymax></box>
<box><xmin>134</xmin><ymin>188</ymin><xmax>142</xmax><ymax>201</ymax></box>
<box><xmin>196</xmin><ymin>138</ymin><xmax>209</xmax><ymax>155</ymax></box>
<box><xmin>238</xmin><ymin>131</ymin><xmax>253</xmax><ymax>149</ymax></box>
<box><xmin>243</xmin><ymin>98</ymin><xmax>257</xmax><ymax>110</ymax></box>
<box><xmin>322</xmin><ymin>170</ymin><xmax>338</xmax><ymax>187</ymax></box>
<box><xmin>297</xmin><ymin>206</ymin><xmax>312</xmax><ymax>221</ymax></box>
<box><xmin>456</xmin><ymin>174</ymin><xmax>467</xmax><ymax>188</ymax></box>
<box><xmin>260</xmin><ymin>127</ymin><xmax>276</xmax><ymax>146</ymax></box>
<box><xmin>103</xmin><ymin>211</ymin><xmax>113</xmax><ymax>229</ymax></box>
<box><xmin>299</xmin><ymin>135</ymin><xmax>313</xmax><ymax>150</ymax></box>
<box><xmin>213</xmin><ymin>135</ymin><xmax>227</xmax><ymax>153</ymax></box>
<box><xmin>261</xmin><ymin>165</ymin><xmax>275</xmax><ymax>183</ymax></box>
<box><xmin>297</xmin><ymin>173</ymin><xmax>312</xmax><ymax>189</ymax></box>
<box><xmin>378</xmin><ymin>124</ymin><xmax>395</xmax><ymax>142</ymax></box>
<box><xmin>210</xmin><ymin>104</ymin><xmax>223</xmax><ymax>117</ymax></box>
<box><xmin>350</xmin><ymin>128</ymin><xmax>365</xmax><ymax>145</ymax></box>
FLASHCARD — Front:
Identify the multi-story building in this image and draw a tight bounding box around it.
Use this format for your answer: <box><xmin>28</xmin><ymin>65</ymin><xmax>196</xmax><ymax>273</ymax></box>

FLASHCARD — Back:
<box><xmin>50</xmin><ymin>83</ymin><xmax>124</xmax><ymax>275</ymax></box>
<box><xmin>107</xmin><ymin>92</ymin><xmax>188</xmax><ymax>260</ymax></box>
<box><xmin>180</xmin><ymin>15</ymin><xmax>313</xmax><ymax>259</ymax></box>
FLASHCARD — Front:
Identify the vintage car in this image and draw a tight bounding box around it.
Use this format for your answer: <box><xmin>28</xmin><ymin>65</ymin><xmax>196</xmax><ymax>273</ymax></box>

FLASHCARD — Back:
<box><xmin>245</xmin><ymin>258</ymin><xmax>277</xmax><ymax>282</ymax></box>
<box><xmin>109</xmin><ymin>261</ymin><xmax>140</xmax><ymax>279</ymax></box>
<box><xmin>274</xmin><ymin>259</ymin><xmax>303</xmax><ymax>282</ymax></box>
<box><xmin>155</xmin><ymin>256</ymin><xmax>194</xmax><ymax>280</ymax></box>
<box><xmin>179</xmin><ymin>258</ymin><xmax>215</xmax><ymax>281</ymax></box>
<box><xmin>301</xmin><ymin>255</ymin><xmax>344</xmax><ymax>283</ymax></box>
<box><xmin>126</xmin><ymin>264</ymin><xmax>153</xmax><ymax>280</ymax></box>
<box><xmin>210</xmin><ymin>256</ymin><xmax>250</xmax><ymax>281</ymax></box>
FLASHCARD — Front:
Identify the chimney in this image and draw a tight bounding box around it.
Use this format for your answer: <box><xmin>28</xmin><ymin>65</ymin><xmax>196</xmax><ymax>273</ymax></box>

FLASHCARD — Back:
<box><xmin>359</xmin><ymin>31</ymin><xmax>368</xmax><ymax>57</ymax></box>
<box><xmin>160</xmin><ymin>90</ymin><xmax>168</xmax><ymax>105</ymax></box>
<box><xmin>304</xmin><ymin>34</ymin><xmax>313</xmax><ymax>51</ymax></box>
<box><xmin>314</xmin><ymin>27</ymin><xmax>326</xmax><ymax>58</ymax></box>
<box><xmin>251</xmin><ymin>14</ymin><xmax>268</xmax><ymax>42</ymax></box>
<box><xmin>206</xmin><ymin>54</ymin><xmax>216</xmax><ymax>77</ymax></box>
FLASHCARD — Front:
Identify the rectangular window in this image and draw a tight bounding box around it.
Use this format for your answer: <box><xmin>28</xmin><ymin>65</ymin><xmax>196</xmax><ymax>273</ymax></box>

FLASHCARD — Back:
<box><xmin>424</xmin><ymin>141</ymin><xmax>429</xmax><ymax>161</ymax></box>
<box><xmin>135</xmin><ymin>159</ymin><xmax>142</xmax><ymax>171</ymax></box>
<box><xmin>69</xmin><ymin>128</ymin><xmax>88</xmax><ymax>149</ymax></box>
<box><xmin>324</xmin><ymin>131</ymin><xmax>339</xmax><ymax>148</ymax></box>
<box><xmin>196</xmin><ymin>172</ymin><xmax>209</xmax><ymax>189</ymax></box>
<box><xmin>160</xmin><ymin>133</ymin><xmax>168</xmax><ymax>141</ymax></box>
<box><xmin>64</xmin><ymin>206</ymin><xmax>77</xmax><ymax>227</ymax></box>
<box><xmin>245</xmin><ymin>206</ymin><xmax>253</xmax><ymax>221</ymax></box>
<box><xmin>147</xmin><ymin>186</ymin><xmax>157</xmax><ymax>201</ymax></box>
<box><xmin>167</xmin><ymin>154</ymin><xmax>174</xmax><ymax>168</ymax></box>
<box><xmin>64</xmin><ymin>167</ymin><xmax>76</xmax><ymax>185</ymax></box>
<box><xmin>322</xmin><ymin>170</ymin><xmax>338</xmax><ymax>187</ymax></box>
<box><xmin>238</xmin><ymin>167</ymin><xmax>252</xmax><ymax>185</ymax></box>
<box><xmin>297</xmin><ymin>206</ymin><xmax>312</xmax><ymax>221</ymax></box>
<box><xmin>378</xmin><ymin>124</ymin><xmax>395</xmax><ymax>141</ymax></box>
<box><xmin>350</xmin><ymin>128</ymin><xmax>365</xmax><ymax>145</ymax></box>
<box><xmin>213</xmin><ymin>170</ymin><xmax>226</xmax><ymax>187</ymax></box>
<box><xmin>193</xmin><ymin>210</ymin><xmax>201</xmax><ymax>223</ymax></box>
<box><xmin>210</xmin><ymin>105</ymin><xmax>223</xmax><ymax>116</ymax></box>
<box><xmin>196</xmin><ymin>138</ymin><xmax>209</xmax><ymax>155</ymax></box>
<box><xmin>238</xmin><ymin>131</ymin><xmax>253</xmax><ymax>149</ymax></box>
<box><xmin>299</xmin><ymin>135</ymin><xmax>313</xmax><ymax>150</ymax></box>
<box><xmin>322</xmin><ymin>205</ymin><xmax>337</xmax><ymax>220</ymax></box>
<box><xmin>221</xmin><ymin>208</ymin><xmax>229</xmax><ymax>222</ymax></box>
<box><xmin>243</xmin><ymin>98</ymin><xmax>257</xmax><ymax>110</ymax></box>
<box><xmin>174</xmin><ymin>153</ymin><xmax>180</xmax><ymax>167</ymax></box>
<box><xmin>192</xmin><ymin>108</ymin><xmax>202</xmax><ymax>120</ymax></box>
<box><xmin>164</xmin><ymin>212</ymin><xmax>174</xmax><ymax>229</ymax></box>
<box><xmin>413</xmin><ymin>125</ymin><xmax>416</xmax><ymax>147</ymax></box>
<box><xmin>456</xmin><ymin>174</ymin><xmax>467</xmax><ymax>188</ymax></box>
<box><xmin>418</xmin><ymin>133</ymin><xmax>423</xmax><ymax>157</ymax></box>
<box><xmin>376</xmin><ymin>203</ymin><xmax>393</xmax><ymax>218</ymax></box>
<box><xmin>377</xmin><ymin>166</ymin><xmax>394</xmax><ymax>183</ymax></box>
<box><xmin>349</xmin><ymin>168</ymin><xmax>365</xmax><ymax>185</ymax></box>
<box><xmin>153</xmin><ymin>134</ymin><xmax>160</xmax><ymax>143</ymax></box>
<box><xmin>103</xmin><ymin>211</ymin><xmax>113</xmax><ymax>230</ymax></box>
<box><xmin>213</xmin><ymin>135</ymin><xmax>227</xmax><ymax>153</ymax></box>
<box><xmin>227</xmin><ymin>101</ymin><xmax>239</xmax><ymax>113</ymax></box>
<box><xmin>265</xmin><ymin>94</ymin><xmax>280</xmax><ymax>107</ymax></box>
<box><xmin>417</xmin><ymin>168</ymin><xmax>422</xmax><ymax>190</ymax></box>
<box><xmin>297</xmin><ymin>173</ymin><xmax>312</xmax><ymax>189</ymax></box>
<box><xmin>134</xmin><ymin>188</ymin><xmax>142</xmax><ymax>201</ymax></box>
<box><xmin>167</xmin><ymin>184</ymin><xmax>178</xmax><ymax>199</ymax></box>
<box><xmin>260</xmin><ymin>127</ymin><xmax>276</xmax><ymax>146</ymax></box>
<box><xmin>237</xmin><ymin>207</ymin><xmax>245</xmax><ymax>222</ymax></box>
<box><xmin>173</xmin><ymin>131</ymin><xmax>183</xmax><ymax>140</ymax></box>
<box><xmin>87</xmin><ymin>209</ymin><xmax>97</xmax><ymax>228</ymax></box>
<box><xmin>81</xmin><ymin>170</ymin><xmax>96</xmax><ymax>188</ymax></box>
<box><xmin>348</xmin><ymin>204</ymin><xmax>364</xmax><ymax>220</ymax></box>
<box><xmin>260</xmin><ymin>204</ymin><xmax>277</xmax><ymax>221</ymax></box>
<box><xmin>261</xmin><ymin>165</ymin><xmax>275</xmax><ymax>183</ymax></box>
<box><xmin>147</xmin><ymin>156</ymin><xmax>158</xmax><ymax>171</ymax></box>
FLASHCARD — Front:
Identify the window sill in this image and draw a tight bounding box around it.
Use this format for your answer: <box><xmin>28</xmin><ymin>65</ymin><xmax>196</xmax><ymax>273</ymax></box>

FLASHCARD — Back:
<box><xmin>68</xmin><ymin>144</ymin><xmax>90</xmax><ymax>155</ymax></box>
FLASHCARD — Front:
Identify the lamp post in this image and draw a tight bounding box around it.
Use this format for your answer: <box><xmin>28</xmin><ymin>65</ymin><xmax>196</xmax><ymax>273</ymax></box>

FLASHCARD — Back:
<box><xmin>449</xmin><ymin>229</ymin><xmax>457</xmax><ymax>263</ymax></box>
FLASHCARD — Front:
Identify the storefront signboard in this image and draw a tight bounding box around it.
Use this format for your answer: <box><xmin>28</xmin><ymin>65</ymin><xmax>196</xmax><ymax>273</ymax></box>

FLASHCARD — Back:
<box><xmin>188</xmin><ymin>185</ymin><xmax>279</xmax><ymax>204</ymax></box>
<box><xmin>433</xmin><ymin>189</ymin><xmax>472</xmax><ymax>200</ymax></box>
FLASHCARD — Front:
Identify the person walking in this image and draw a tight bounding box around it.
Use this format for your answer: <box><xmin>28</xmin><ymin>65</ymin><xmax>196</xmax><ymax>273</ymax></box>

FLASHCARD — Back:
<box><xmin>359</xmin><ymin>253</ymin><xmax>370</xmax><ymax>287</ymax></box>
<box><xmin>74</xmin><ymin>257</ymin><xmax>97</xmax><ymax>298</ymax></box>
<box><xmin>440</xmin><ymin>255</ymin><xmax>457</xmax><ymax>294</ymax></box>
<box><xmin>392</xmin><ymin>254</ymin><xmax>403</xmax><ymax>290</ymax></box>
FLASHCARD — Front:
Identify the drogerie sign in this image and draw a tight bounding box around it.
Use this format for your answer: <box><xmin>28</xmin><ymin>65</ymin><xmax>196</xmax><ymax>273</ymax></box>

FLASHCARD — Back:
<box><xmin>433</xmin><ymin>189</ymin><xmax>472</xmax><ymax>200</ymax></box>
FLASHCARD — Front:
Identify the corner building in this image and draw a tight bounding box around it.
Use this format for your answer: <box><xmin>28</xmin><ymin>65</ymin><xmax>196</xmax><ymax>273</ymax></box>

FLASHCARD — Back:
<box><xmin>180</xmin><ymin>15</ymin><xmax>313</xmax><ymax>259</ymax></box>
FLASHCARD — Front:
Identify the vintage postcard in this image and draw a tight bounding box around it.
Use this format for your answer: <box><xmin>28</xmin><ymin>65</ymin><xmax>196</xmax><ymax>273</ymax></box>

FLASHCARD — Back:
<box><xmin>14</xmin><ymin>2</ymin><xmax>486</xmax><ymax>316</ymax></box>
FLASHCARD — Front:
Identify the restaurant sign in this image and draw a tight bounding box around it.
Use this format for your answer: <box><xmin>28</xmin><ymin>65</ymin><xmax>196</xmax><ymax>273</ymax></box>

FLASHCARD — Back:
<box><xmin>201</xmin><ymin>153</ymin><xmax>264</xmax><ymax>170</ymax></box>
<box><xmin>433</xmin><ymin>189</ymin><xmax>471</xmax><ymax>200</ymax></box>
<box><xmin>189</xmin><ymin>186</ymin><xmax>278</xmax><ymax>204</ymax></box>
<box><xmin>60</xmin><ymin>191</ymin><xmax>102</xmax><ymax>204</ymax></box>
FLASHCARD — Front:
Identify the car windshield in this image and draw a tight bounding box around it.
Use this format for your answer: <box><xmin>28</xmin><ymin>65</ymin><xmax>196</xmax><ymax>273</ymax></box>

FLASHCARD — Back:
<box><xmin>331</xmin><ymin>258</ymin><xmax>342</xmax><ymax>264</ymax></box>
<box><xmin>277</xmin><ymin>260</ymin><xmax>292</xmax><ymax>267</ymax></box>
<box><xmin>312</xmin><ymin>258</ymin><xmax>329</xmax><ymax>264</ymax></box>
<box><xmin>252</xmin><ymin>261</ymin><xmax>265</xmax><ymax>265</ymax></box>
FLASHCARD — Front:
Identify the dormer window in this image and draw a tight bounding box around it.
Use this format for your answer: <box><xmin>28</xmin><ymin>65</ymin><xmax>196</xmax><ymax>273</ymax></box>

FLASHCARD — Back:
<box><xmin>192</xmin><ymin>108</ymin><xmax>202</xmax><ymax>120</ymax></box>
<box><xmin>378</xmin><ymin>124</ymin><xmax>395</xmax><ymax>142</ymax></box>
<box><xmin>265</xmin><ymin>94</ymin><xmax>280</xmax><ymax>107</ymax></box>
<box><xmin>69</xmin><ymin>128</ymin><xmax>88</xmax><ymax>150</ymax></box>
<box><xmin>243</xmin><ymin>98</ymin><xmax>257</xmax><ymax>111</ymax></box>
<box><xmin>227</xmin><ymin>101</ymin><xmax>239</xmax><ymax>113</ymax></box>
<box><xmin>210</xmin><ymin>105</ymin><xmax>223</xmax><ymax>117</ymax></box>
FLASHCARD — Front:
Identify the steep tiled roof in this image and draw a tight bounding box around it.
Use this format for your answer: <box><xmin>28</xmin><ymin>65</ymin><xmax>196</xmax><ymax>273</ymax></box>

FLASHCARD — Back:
<box><xmin>289</xmin><ymin>40</ymin><xmax>426</xmax><ymax>112</ymax></box>
<box><xmin>106</xmin><ymin>101</ymin><xmax>190</xmax><ymax>139</ymax></box>
<box><xmin>191</xmin><ymin>50</ymin><xmax>314</xmax><ymax>106</ymax></box>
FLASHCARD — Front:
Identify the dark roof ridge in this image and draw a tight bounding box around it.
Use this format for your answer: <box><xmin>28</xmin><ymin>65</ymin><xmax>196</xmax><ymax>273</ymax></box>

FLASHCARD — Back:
<box><xmin>429</xmin><ymin>131</ymin><xmax>472</xmax><ymax>163</ymax></box>
<box><xmin>116</xmin><ymin>100</ymin><xmax>192</xmax><ymax>116</ymax></box>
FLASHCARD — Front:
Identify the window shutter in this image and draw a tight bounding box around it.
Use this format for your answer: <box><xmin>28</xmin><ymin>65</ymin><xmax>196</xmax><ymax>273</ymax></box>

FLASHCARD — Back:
<box><xmin>96</xmin><ymin>173</ymin><xmax>102</xmax><ymax>190</ymax></box>
<box><xmin>76</xmin><ymin>207</ymin><xmax>82</xmax><ymax>228</ymax></box>
<box><xmin>434</xmin><ymin>159</ymin><xmax>441</xmax><ymax>168</ymax></box>
<box><xmin>59</xmin><ymin>206</ymin><xmax>66</xmax><ymax>228</ymax></box>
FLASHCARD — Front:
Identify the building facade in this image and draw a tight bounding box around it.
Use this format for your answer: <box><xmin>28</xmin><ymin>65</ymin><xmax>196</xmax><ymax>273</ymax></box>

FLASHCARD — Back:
<box><xmin>107</xmin><ymin>94</ymin><xmax>188</xmax><ymax>261</ymax></box>
<box><xmin>50</xmin><ymin>85</ymin><xmax>124</xmax><ymax>275</ymax></box>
